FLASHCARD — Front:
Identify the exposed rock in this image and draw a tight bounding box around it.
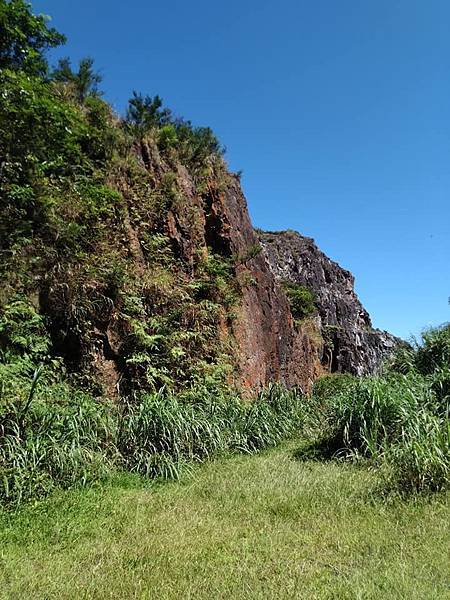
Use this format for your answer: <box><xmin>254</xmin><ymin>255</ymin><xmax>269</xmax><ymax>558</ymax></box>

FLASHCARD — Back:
<box><xmin>36</xmin><ymin>135</ymin><xmax>398</xmax><ymax>396</ymax></box>
<box><xmin>205</xmin><ymin>178</ymin><xmax>321</xmax><ymax>392</ymax></box>
<box><xmin>258</xmin><ymin>230</ymin><xmax>399</xmax><ymax>376</ymax></box>
<box><xmin>161</xmin><ymin>168</ymin><xmax>321</xmax><ymax>393</ymax></box>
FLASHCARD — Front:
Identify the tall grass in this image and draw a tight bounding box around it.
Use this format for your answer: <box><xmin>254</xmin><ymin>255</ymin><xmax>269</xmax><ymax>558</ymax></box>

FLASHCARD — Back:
<box><xmin>2</xmin><ymin>323</ymin><xmax>448</xmax><ymax>505</ymax></box>
<box><xmin>118</xmin><ymin>384</ymin><xmax>304</xmax><ymax>479</ymax></box>
<box><xmin>305</xmin><ymin>324</ymin><xmax>450</xmax><ymax>492</ymax></box>
<box><xmin>383</xmin><ymin>408</ymin><xmax>449</xmax><ymax>491</ymax></box>
<box><xmin>0</xmin><ymin>381</ymin><xmax>117</xmax><ymax>506</ymax></box>
<box><xmin>0</xmin><ymin>375</ymin><xmax>304</xmax><ymax>507</ymax></box>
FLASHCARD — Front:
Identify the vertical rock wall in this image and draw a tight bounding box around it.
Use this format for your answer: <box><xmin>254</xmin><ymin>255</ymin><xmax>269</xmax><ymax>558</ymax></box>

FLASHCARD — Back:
<box><xmin>258</xmin><ymin>230</ymin><xmax>399</xmax><ymax>376</ymax></box>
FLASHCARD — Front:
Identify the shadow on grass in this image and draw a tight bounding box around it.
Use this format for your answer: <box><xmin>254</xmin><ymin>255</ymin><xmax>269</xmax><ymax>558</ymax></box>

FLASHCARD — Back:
<box><xmin>292</xmin><ymin>435</ymin><xmax>349</xmax><ymax>462</ymax></box>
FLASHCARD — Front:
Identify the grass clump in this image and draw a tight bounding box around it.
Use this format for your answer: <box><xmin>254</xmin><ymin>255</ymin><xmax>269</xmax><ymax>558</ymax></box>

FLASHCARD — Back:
<box><xmin>0</xmin><ymin>377</ymin><xmax>117</xmax><ymax>506</ymax></box>
<box><xmin>303</xmin><ymin>325</ymin><xmax>450</xmax><ymax>493</ymax></box>
<box><xmin>118</xmin><ymin>384</ymin><xmax>305</xmax><ymax>480</ymax></box>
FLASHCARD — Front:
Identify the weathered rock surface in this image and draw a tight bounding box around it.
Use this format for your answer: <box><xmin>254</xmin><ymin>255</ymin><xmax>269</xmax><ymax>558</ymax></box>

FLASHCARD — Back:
<box><xmin>120</xmin><ymin>147</ymin><xmax>398</xmax><ymax>389</ymax></box>
<box><xmin>161</xmin><ymin>167</ymin><xmax>321</xmax><ymax>393</ymax></box>
<box><xmin>202</xmin><ymin>177</ymin><xmax>321</xmax><ymax>392</ymax></box>
<box><xmin>40</xmin><ymin>134</ymin><xmax>398</xmax><ymax>395</ymax></box>
<box><xmin>258</xmin><ymin>230</ymin><xmax>399</xmax><ymax>376</ymax></box>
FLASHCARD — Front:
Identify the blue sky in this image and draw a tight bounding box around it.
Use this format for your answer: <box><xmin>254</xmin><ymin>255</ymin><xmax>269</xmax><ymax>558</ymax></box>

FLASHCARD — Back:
<box><xmin>33</xmin><ymin>0</ymin><xmax>450</xmax><ymax>339</ymax></box>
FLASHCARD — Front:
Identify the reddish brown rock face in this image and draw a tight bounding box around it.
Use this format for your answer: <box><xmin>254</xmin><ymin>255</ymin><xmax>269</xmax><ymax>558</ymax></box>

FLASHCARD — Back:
<box><xmin>163</xmin><ymin>167</ymin><xmax>397</xmax><ymax>392</ymax></box>
<box><xmin>219</xmin><ymin>180</ymin><xmax>320</xmax><ymax>392</ymax></box>
<box><xmin>164</xmin><ymin>171</ymin><xmax>321</xmax><ymax>393</ymax></box>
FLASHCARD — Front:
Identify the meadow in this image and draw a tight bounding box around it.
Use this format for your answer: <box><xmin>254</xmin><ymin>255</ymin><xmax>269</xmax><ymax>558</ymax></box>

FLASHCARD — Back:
<box><xmin>1</xmin><ymin>441</ymin><xmax>448</xmax><ymax>599</ymax></box>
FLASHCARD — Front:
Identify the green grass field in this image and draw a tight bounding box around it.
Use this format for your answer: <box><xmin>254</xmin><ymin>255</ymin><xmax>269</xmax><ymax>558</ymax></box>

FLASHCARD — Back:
<box><xmin>1</xmin><ymin>441</ymin><xmax>449</xmax><ymax>599</ymax></box>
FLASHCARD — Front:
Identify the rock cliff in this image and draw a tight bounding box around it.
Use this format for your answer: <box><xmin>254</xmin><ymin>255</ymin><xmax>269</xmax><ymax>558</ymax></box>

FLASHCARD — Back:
<box><xmin>196</xmin><ymin>176</ymin><xmax>321</xmax><ymax>393</ymax></box>
<box><xmin>2</xmin><ymin>78</ymin><xmax>398</xmax><ymax>397</ymax></box>
<box><xmin>35</xmin><ymin>145</ymin><xmax>398</xmax><ymax>394</ymax></box>
<box><xmin>127</xmin><ymin>150</ymin><xmax>321</xmax><ymax>393</ymax></box>
<box><xmin>258</xmin><ymin>230</ymin><xmax>399</xmax><ymax>376</ymax></box>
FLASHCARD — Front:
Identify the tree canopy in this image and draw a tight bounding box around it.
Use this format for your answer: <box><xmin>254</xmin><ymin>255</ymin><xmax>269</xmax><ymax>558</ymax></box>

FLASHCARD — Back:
<box><xmin>0</xmin><ymin>0</ymin><xmax>65</xmax><ymax>75</ymax></box>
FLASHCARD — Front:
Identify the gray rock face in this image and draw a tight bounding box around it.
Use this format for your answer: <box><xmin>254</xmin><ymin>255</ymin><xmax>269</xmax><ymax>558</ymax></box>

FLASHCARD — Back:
<box><xmin>258</xmin><ymin>230</ymin><xmax>399</xmax><ymax>376</ymax></box>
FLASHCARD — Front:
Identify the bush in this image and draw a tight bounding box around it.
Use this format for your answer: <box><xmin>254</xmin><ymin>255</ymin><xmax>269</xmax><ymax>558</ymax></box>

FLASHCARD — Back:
<box><xmin>282</xmin><ymin>283</ymin><xmax>316</xmax><ymax>321</ymax></box>
<box><xmin>388</xmin><ymin>324</ymin><xmax>450</xmax><ymax>410</ymax></box>
<box><xmin>416</xmin><ymin>324</ymin><xmax>450</xmax><ymax>376</ymax></box>
<box><xmin>0</xmin><ymin>0</ymin><xmax>65</xmax><ymax>76</ymax></box>
<box><xmin>0</xmin><ymin>298</ymin><xmax>51</xmax><ymax>360</ymax></box>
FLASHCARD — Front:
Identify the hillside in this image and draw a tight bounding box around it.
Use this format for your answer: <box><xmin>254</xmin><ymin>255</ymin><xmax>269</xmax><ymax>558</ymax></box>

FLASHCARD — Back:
<box><xmin>0</xmin><ymin>48</ymin><xmax>397</xmax><ymax>400</ymax></box>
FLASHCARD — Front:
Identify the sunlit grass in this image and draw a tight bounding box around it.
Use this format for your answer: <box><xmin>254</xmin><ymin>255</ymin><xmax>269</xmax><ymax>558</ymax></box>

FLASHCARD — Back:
<box><xmin>1</xmin><ymin>441</ymin><xmax>448</xmax><ymax>599</ymax></box>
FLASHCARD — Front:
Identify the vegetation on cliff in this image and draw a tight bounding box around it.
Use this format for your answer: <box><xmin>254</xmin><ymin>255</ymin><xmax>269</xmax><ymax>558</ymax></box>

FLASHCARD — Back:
<box><xmin>0</xmin><ymin>0</ymin><xmax>237</xmax><ymax>400</ymax></box>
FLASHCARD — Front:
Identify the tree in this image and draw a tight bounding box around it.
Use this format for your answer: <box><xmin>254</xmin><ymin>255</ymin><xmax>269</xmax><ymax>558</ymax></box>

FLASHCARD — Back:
<box><xmin>52</xmin><ymin>56</ymin><xmax>102</xmax><ymax>102</ymax></box>
<box><xmin>0</xmin><ymin>0</ymin><xmax>65</xmax><ymax>76</ymax></box>
<box><xmin>126</xmin><ymin>92</ymin><xmax>172</xmax><ymax>135</ymax></box>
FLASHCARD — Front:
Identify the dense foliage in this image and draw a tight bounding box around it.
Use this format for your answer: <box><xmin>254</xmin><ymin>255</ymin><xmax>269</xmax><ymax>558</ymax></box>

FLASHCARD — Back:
<box><xmin>0</xmin><ymin>0</ymin><xmax>65</xmax><ymax>75</ymax></box>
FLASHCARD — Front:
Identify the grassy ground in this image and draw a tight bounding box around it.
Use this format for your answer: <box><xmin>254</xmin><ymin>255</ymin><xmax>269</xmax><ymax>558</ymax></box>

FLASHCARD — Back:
<box><xmin>0</xmin><ymin>441</ymin><xmax>449</xmax><ymax>599</ymax></box>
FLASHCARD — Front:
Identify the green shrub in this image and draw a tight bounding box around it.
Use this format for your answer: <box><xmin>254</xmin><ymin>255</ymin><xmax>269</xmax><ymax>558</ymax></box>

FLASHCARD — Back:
<box><xmin>0</xmin><ymin>0</ymin><xmax>65</xmax><ymax>76</ymax></box>
<box><xmin>282</xmin><ymin>283</ymin><xmax>316</xmax><ymax>321</ymax></box>
<box><xmin>416</xmin><ymin>324</ymin><xmax>450</xmax><ymax>375</ymax></box>
<box><xmin>389</xmin><ymin>324</ymin><xmax>450</xmax><ymax>376</ymax></box>
<box><xmin>0</xmin><ymin>298</ymin><xmax>51</xmax><ymax>361</ymax></box>
<box><xmin>311</xmin><ymin>373</ymin><xmax>357</xmax><ymax>404</ymax></box>
<box><xmin>52</xmin><ymin>56</ymin><xmax>102</xmax><ymax>102</ymax></box>
<box><xmin>388</xmin><ymin>324</ymin><xmax>450</xmax><ymax>410</ymax></box>
<box><xmin>175</xmin><ymin>122</ymin><xmax>223</xmax><ymax>168</ymax></box>
<box><xmin>126</xmin><ymin>92</ymin><xmax>171</xmax><ymax>136</ymax></box>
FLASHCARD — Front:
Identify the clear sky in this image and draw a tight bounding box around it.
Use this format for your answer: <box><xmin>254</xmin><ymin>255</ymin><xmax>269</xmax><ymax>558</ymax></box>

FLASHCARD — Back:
<box><xmin>33</xmin><ymin>0</ymin><xmax>450</xmax><ymax>340</ymax></box>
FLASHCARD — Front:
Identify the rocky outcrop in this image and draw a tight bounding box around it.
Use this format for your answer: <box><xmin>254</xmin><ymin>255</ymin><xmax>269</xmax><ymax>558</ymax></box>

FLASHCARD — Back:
<box><xmin>158</xmin><ymin>164</ymin><xmax>321</xmax><ymax>393</ymax></box>
<box><xmin>199</xmin><ymin>177</ymin><xmax>321</xmax><ymax>392</ymax></box>
<box><xmin>108</xmin><ymin>148</ymin><xmax>398</xmax><ymax>391</ymax></box>
<box><xmin>258</xmin><ymin>230</ymin><xmax>399</xmax><ymax>376</ymax></box>
<box><xmin>37</xmin><ymin>138</ymin><xmax>397</xmax><ymax>396</ymax></box>
<box><xmin>160</xmin><ymin>163</ymin><xmax>397</xmax><ymax>390</ymax></box>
